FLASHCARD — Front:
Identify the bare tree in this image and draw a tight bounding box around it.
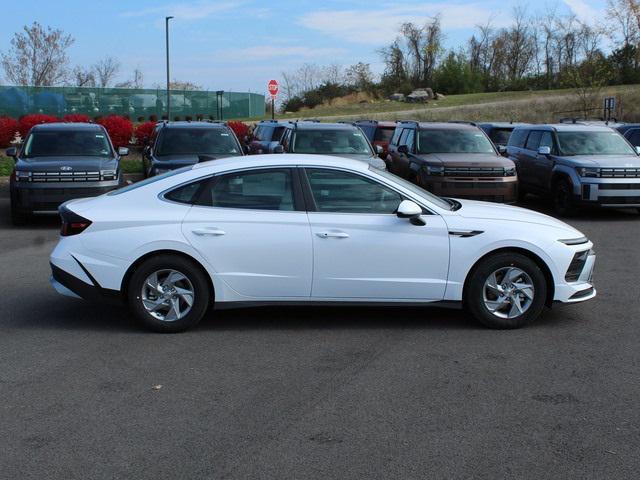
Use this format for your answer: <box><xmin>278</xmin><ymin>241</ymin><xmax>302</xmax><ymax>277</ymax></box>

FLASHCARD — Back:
<box><xmin>72</xmin><ymin>66</ymin><xmax>96</xmax><ymax>87</ymax></box>
<box><xmin>93</xmin><ymin>56</ymin><xmax>120</xmax><ymax>88</ymax></box>
<box><xmin>0</xmin><ymin>22</ymin><xmax>74</xmax><ymax>86</ymax></box>
<box><xmin>345</xmin><ymin>62</ymin><xmax>373</xmax><ymax>90</ymax></box>
<box><xmin>606</xmin><ymin>0</ymin><xmax>640</xmax><ymax>47</ymax></box>
<box><xmin>168</xmin><ymin>80</ymin><xmax>201</xmax><ymax>90</ymax></box>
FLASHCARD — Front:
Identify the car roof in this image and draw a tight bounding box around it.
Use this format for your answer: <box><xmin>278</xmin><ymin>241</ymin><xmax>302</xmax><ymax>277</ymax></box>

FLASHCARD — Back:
<box><xmin>407</xmin><ymin>122</ymin><xmax>479</xmax><ymax>130</ymax></box>
<box><xmin>514</xmin><ymin>124</ymin><xmax>617</xmax><ymax>133</ymax></box>
<box><xmin>291</xmin><ymin>122</ymin><xmax>360</xmax><ymax>130</ymax></box>
<box><xmin>31</xmin><ymin>122</ymin><xmax>104</xmax><ymax>131</ymax></box>
<box><xmin>478</xmin><ymin>122</ymin><xmax>529</xmax><ymax>128</ymax></box>
<box><xmin>192</xmin><ymin>153</ymin><xmax>369</xmax><ymax>172</ymax></box>
<box><xmin>355</xmin><ymin>120</ymin><xmax>397</xmax><ymax>127</ymax></box>
<box><xmin>161</xmin><ymin>121</ymin><xmax>228</xmax><ymax>129</ymax></box>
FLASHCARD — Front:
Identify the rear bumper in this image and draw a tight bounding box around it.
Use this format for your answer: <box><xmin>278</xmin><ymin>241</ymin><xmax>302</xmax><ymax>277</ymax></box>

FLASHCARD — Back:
<box><xmin>50</xmin><ymin>262</ymin><xmax>121</xmax><ymax>303</ymax></box>
<box><xmin>12</xmin><ymin>181</ymin><xmax>120</xmax><ymax>214</ymax></box>
<box><xmin>420</xmin><ymin>175</ymin><xmax>518</xmax><ymax>203</ymax></box>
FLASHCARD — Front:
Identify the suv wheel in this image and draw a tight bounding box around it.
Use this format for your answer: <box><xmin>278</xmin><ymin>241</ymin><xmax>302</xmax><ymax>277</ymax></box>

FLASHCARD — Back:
<box><xmin>10</xmin><ymin>202</ymin><xmax>29</xmax><ymax>226</ymax></box>
<box><xmin>553</xmin><ymin>179</ymin><xmax>576</xmax><ymax>216</ymax></box>
<box><xmin>465</xmin><ymin>252</ymin><xmax>547</xmax><ymax>329</ymax></box>
<box><xmin>127</xmin><ymin>254</ymin><xmax>211</xmax><ymax>333</ymax></box>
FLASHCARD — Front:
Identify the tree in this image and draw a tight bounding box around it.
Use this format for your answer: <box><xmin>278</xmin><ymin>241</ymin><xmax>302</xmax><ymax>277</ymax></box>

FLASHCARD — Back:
<box><xmin>168</xmin><ymin>80</ymin><xmax>201</xmax><ymax>90</ymax></box>
<box><xmin>72</xmin><ymin>66</ymin><xmax>96</xmax><ymax>87</ymax></box>
<box><xmin>0</xmin><ymin>22</ymin><xmax>74</xmax><ymax>86</ymax></box>
<box><xmin>345</xmin><ymin>62</ymin><xmax>373</xmax><ymax>91</ymax></box>
<box><xmin>115</xmin><ymin>68</ymin><xmax>144</xmax><ymax>89</ymax></box>
<box><xmin>93</xmin><ymin>56</ymin><xmax>120</xmax><ymax>88</ymax></box>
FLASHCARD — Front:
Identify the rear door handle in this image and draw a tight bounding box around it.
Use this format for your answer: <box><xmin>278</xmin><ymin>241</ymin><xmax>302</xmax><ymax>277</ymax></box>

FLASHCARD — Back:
<box><xmin>192</xmin><ymin>228</ymin><xmax>226</xmax><ymax>236</ymax></box>
<box><xmin>316</xmin><ymin>231</ymin><xmax>349</xmax><ymax>239</ymax></box>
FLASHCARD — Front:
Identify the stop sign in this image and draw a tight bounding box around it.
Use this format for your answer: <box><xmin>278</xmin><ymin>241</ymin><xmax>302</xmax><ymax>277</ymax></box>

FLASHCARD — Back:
<box><xmin>268</xmin><ymin>79</ymin><xmax>279</xmax><ymax>98</ymax></box>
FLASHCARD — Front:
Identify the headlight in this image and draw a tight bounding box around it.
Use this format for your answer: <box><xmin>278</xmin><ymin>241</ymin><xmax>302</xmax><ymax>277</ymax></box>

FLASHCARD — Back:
<box><xmin>558</xmin><ymin>237</ymin><xmax>589</xmax><ymax>245</ymax></box>
<box><xmin>576</xmin><ymin>167</ymin><xmax>600</xmax><ymax>178</ymax></box>
<box><xmin>504</xmin><ymin>167</ymin><xmax>516</xmax><ymax>176</ymax></box>
<box><xmin>426</xmin><ymin>165</ymin><xmax>444</xmax><ymax>176</ymax></box>
<box><xmin>15</xmin><ymin>171</ymin><xmax>31</xmax><ymax>181</ymax></box>
<box><xmin>101</xmin><ymin>169</ymin><xmax>117</xmax><ymax>180</ymax></box>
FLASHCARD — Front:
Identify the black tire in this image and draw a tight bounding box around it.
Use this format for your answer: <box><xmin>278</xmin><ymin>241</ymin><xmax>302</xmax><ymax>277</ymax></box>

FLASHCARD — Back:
<box><xmin>465</xmin><ymin>252</ymin><xmax>547</xmax><ymax>329</ymax></box>
<box><xmin>516</xmin><ymin>185</ymin><xmax>527</xmax><ymax>203</ymax></box>
<box><xmin>553</xmin><ymin>179</ymin><xmax>576</xmax><ymax>216</ymax></box>
<box><xmin>127</xmin><ymin>254</ymin><xmax>211</xmax><ymax>333</ymax></box>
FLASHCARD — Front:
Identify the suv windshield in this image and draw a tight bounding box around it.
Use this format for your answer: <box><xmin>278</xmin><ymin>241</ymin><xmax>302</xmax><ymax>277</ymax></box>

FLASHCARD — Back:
<box><xmin>23</xmin><ymin>130</ymin><xmax>112</xmax><ymax>158</ymax></box>
<box><xmin>156</xmin><ymin>128</ymin><xmax>239</xmax><ymax>156</ymax></box>
<box><xmin>293</xmin><ymin>129</ymin><xmax>372</xmax><ymax>155</ymax></box>
<box><xmin>489</xmin><ymin>128</ymin><xmax>513</xmax><ymax>145</ymax></box>
<box><xmin>557</xmin><ymin>131</ymin><xmax>635</xmax><ymax>156</ymax></box>
<box><xmin>418</xmin><ymin>129</ymin><xmax>495</xmax><ymax>154</ymax></box>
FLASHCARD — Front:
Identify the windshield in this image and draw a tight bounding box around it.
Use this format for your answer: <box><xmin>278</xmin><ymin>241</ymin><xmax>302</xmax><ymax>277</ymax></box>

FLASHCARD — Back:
<box><xmin>23</xmin><ymin>130</ymin><xmax>112</xmax><ymax>158</ymax></box>
<box><xmin>418</xmin><ymin>129</ymin><xmax>495</xmax><ymax>154</ymax></box>
<box><xmin>372</xmin><ymin>167</ymin><xmax>452</xmax><ymax>210</ymax></box>
<box><xmin>156</xmin><ymin>128</ymin><xmax>240</xmax><ymax>156</ymax></box>
<box><xmin>293</xmin><ymin>129</ymin><xmax>372</xmax><ymax>155</ymax></box>
<box><xmin>557</xmin><ymin>131</ymin><xmax>636</xmax><ymax>155</ymax></box>
<box><xmin>109</xmin><ymin>166</ymin><xmax>193</xmax><ymax>195</ymax></box>
<box><xmin>374</xmin><ymin>127</ymin><xmax>395</xmax><ymax>143</ymax></box>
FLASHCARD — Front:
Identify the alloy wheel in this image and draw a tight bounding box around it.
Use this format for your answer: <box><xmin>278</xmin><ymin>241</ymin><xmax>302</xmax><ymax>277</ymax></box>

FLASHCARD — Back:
<box><xmin>141</xmin><ymin>269</ymin><xmax>195</xmax><ymax>322</ymax></box>
<box><xmin>483</xmin><ymin>267</ymin><xmax>535</xmax><ymax>319</ymax></box>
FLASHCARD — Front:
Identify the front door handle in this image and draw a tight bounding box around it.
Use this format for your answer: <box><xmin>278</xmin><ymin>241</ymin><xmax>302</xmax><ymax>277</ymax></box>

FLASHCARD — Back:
<box><xmin>316</xmin><ymin>231</ymin><xmax>349</xmax><ymax>239</ymax></box>
<box><xmin>192</xmin><ymin>228</ymin><xmax>226</xmax><ymax>236</ymax></box>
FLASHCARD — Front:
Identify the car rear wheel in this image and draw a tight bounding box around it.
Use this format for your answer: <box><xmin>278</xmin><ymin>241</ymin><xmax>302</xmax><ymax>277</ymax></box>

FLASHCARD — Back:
<box><xmin>465</xmin><ymin>252</ymin><xmax>547</xmax><ymax>329</ymax></box>
<box><xmin>127</xmin><ymin>255</ymin><xmax>211</xmax><ymax>333</ymax></box>
<box><xmin>553</xmin><ymin>179</ymin><xmax>576</xmax><ymax>216</ymax></box>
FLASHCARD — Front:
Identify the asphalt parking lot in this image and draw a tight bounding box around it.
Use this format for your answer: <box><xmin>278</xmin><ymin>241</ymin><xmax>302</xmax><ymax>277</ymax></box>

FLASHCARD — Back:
<box><xmin>1</xmin><ymin>190</ymin><xmax>639</xmax><ymax>480</ymax></box>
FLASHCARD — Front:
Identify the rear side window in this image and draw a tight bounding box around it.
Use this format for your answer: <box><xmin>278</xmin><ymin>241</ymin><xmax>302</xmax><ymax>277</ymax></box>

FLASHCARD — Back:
<box><xmin>164</xmin><ymin>180</ymin><xmax>207</xmax><ymax>204</ymax></box>
<box><xmin>508</xmin><ymin>129</ymin><xmax>528</xmax><ymax>148</ymax></box>
<box><xmin>525</xmin><ymin>131</ymin><xmax>543</xmax><ymax>150</ymax></box>
<box><xmin>199</xmin><ymin>168</ymin><xmax>295</xmax><ymax>211</ymax></box>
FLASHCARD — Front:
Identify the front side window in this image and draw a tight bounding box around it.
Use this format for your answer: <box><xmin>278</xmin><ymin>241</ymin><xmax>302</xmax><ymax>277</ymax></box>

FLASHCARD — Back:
<box><xmin>404</xmin><ymin>129</ymin><xmax>415</xmax><ymax>151</ymax></box>
<box><xmin>508</xmin><ymin>129</ymin><xmax>528</xmax><ymax>148</ymax></box>
<box><xmin>557</xmin><ymin>131</ymin><xmax>636</xmax><ymax>155</ymax></box>
<box><xmin>23</xmin><ymin>130</ymin><xmax>112</xmax><ymax>158</ymax></box>
<box><xmin>156</xmin><ymin>128</ymin><xmax>240</xmax><ymax>156</ymax></box>
<box><xmin>306</xmin><ymin>168</ymin><xmax>402</xmax><ymax>214</ymax></box>
<box><xmin>417</xmin><ymin>129</ymin><xmax>495</xmax><ymax>154</ymax></box>
<box><xmin>390</xmin><ymin>128</ymin><xmax>402</xmax><ymax>145</ymax></box>
<box><xmin>525</xmin><ymin>131</ymin><xmax>542</xmax><ymax>151</ymax></box>
<box><xmin>293</xmin><ymin>129</ymin><xmax>372</xmax><ymax>155</ymax></box>
<box><xmin>199</xmin><ymin>169</ymin><xmax>294</xmax><ymax>211</ymax></box>
<box><xmin>539</xmin><ymin>131</ymin><xmax>554</xmax><ymax>151</ymax></box>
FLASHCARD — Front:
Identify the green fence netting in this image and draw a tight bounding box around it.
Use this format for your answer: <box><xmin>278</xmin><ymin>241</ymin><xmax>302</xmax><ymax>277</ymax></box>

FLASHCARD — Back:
<box><xmin>0</xmin><ymin>85</ymin><xmax>265</xmax><ymax>120</ymax></box>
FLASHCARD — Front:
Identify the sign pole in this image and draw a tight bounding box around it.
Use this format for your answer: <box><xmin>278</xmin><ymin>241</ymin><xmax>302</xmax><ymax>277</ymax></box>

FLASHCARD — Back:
<box><xmin>271</xmin><ymin>97</ymin><xmax>275</xmax><ymax>120</ymax></box>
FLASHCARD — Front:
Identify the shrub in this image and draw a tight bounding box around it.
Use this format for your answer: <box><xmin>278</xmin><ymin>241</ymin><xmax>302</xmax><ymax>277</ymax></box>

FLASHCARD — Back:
<box><xmin>97</xmin><ymin>115</ymin><xmax>133</xmax><ymax>148</ymax></box>
<box><xmin>0</xmin><ymin>117</ymin><xmax>19</xmax><ymax>148</ymax></box>
<box><xmin>227</xmin><ymin>121</ymin><xmax>249</xmax><ymax>142</ymax></box>
<box><xmin>62</xmin><ymin>114</ymin><xmax>92</xmax><ymax>123</ymax></box>
<box><xmin>18</xmin><ymin>114</ymin><xmax>59</xmax><ymax>138</ymax></box>
<box><xmin>134</xmin><ymin>121</ymin><xmax>156</xmax><ymax>146</ymax></box>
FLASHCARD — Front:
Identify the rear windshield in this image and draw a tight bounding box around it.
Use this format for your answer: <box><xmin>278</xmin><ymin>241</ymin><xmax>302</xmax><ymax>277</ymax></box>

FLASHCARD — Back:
<box><xmin>374</xmin><ymin>127</ymin><xmax>395</xmax><ymax>143</ymax></box>
<box><xmin>156</xmin><ymin>128</ymin><xmax>240</xmax><ymax>156</ymax></box>
<box><xmin>418</xmin><ymin>129</ymin><xmax>495</xmax><ymax>154</ymax></box>
<box><xmin>23</xmin><ymin>130</ymin><xmax>112</xmax><ymax>158</ymax></box>
<box><xmin>293</xmin><ymin>129</ymin><xmax>372</xmax><ymax>155</ymax></box>
<box><xmin>557</xmin><ymin>131</ymin><xmax>636</xmax><ymax>156</ymax></box>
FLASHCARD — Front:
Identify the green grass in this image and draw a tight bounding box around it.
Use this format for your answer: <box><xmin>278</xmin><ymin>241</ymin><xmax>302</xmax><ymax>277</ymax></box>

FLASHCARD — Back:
<box><xmin>0</xmin><ymin>156</ymin><xmax>13</xmax><ymax>176</ymax></box>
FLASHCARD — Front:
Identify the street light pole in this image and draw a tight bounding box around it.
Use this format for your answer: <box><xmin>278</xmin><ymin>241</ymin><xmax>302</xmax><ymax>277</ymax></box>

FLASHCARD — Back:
<box><xmin>165</xmin><ymin>16</ymin><xmax>173</xmax><ymax>120</ymax></box>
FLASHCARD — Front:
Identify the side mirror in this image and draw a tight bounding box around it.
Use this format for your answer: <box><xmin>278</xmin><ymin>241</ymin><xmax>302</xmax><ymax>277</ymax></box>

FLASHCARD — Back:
<box><xmin>538</xmin><ymin>146</ymin><xmax>551</xmax><ymax>156</ymax></box>
<box><xmin>396</xmin><ymin>200</ymin><xmax>425</xmax><ymax>226</ymax></box>
<box><xmin>273</xmin><ymin>144</ymin><xmax>285</xmax><ymax>154</ymax></box>
<box><xmin>397</xmin><ymin>145</ymin><xmax>409</xmax><ymax>155</ymax></box>
<box><xmin>375</xmin><ymin>145</ymin><xmax>383</xmax><ymax>155</ymax></box>
<box><xmin>497</xmin><ymin>145</ymin><xmax>507</xmax><ymax>155</ymax></box>
<box><xmin>118</xmin><ymin>147</ymin><xmax>129</xmax><ymax>156</ymax></box>
<box><xmin>5</xmin><ymin>147</ymin><xmax>17</xmax><ymax>159</ymax></box>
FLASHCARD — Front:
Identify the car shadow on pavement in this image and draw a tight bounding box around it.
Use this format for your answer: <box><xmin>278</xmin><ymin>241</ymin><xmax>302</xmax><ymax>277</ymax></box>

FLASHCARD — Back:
<box><xmin>517</xmin><ymin>195</ymin><xmax>640</xmax><ymax>221</ymax></box>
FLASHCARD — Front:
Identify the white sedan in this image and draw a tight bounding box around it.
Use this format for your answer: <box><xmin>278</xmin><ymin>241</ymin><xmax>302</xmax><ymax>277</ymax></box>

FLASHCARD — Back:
<box><xmin>50</xmin><ymin>154</ymin><xmax>596</xmax><ymax>332</ymax></box>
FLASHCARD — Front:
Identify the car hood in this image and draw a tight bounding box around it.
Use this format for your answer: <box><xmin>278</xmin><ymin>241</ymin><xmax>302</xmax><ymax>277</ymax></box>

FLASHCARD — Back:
<box><xmin>413</xmin><ymin>153</ymin><xmax>513</xmax><ymax>167</ymax></box>
<box><xmin>15</xmin><ymin>156</ymin><xmax>117</xmax><ymax>172</ymax></box>
<box><xmin>454</xmin><ymin>198</ymin><xmax>583</xmax><ymax>234</ymax></box>
<box><xmin>153</xmin><ymin>154</ymin><xmax>237</xmax><ymax>166</ymax></box>
<box><xmin>555</xmin><ymin>154</ymin><xmax>640</xmax><ymax>168</ymax></box>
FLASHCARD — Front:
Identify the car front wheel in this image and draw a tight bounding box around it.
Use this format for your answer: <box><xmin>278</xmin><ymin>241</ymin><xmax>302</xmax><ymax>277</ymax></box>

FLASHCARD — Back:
<box><xmin>553</xmin><ymin>179</ymin><xmax>576</xmax><ymax>216</ymax></box>
<box><xmin>465</xmin><ymin>252</ymin><xmax>547</xmax><ymax>329</ymax></box>
<box><xmin>127</xmin><ymin>254</ymin><xmax>211</xmax><ymax>333</ymax></box>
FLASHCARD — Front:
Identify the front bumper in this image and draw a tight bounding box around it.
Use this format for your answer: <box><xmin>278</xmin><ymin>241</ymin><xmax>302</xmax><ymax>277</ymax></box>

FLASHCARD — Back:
<box><xmin>12</xmin><ymin>180</ymin><xmax>120</xmax><ymax>214</ymax></box>
<box><xmin>554</xmin><ymin>250</ymin><xmax>596</xmax><ymax>303</ymax></box>
<box><xmin>419</xmin><ymin>175</ymin><xmax>518</xmax><ymax>203</ymax></box>
<box><xmin>578</xmin><ymin>177</ymin><xmax>640</xmax><ymax>207</ymax></box>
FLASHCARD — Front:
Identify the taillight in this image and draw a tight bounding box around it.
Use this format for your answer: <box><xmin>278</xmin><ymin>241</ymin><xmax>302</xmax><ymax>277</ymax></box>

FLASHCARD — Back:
<box><xmin>59</xmin><ymin>205</ymin><xmax>92</xmax><ymax>236</ymax></box>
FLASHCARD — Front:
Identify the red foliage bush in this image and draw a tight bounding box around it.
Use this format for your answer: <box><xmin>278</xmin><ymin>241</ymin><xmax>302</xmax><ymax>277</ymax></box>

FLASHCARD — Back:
<box><xmin>18</xmin><ymin>114</ymin><xmax>59</xmax><ymax>138</ymax></box>
<box><xmin>227</xmin><ymin>121</ymin><xmax>249</xmax><ymax>142</ymax></box>
<box><xmin>0</xmin><ymin>117</ymin><xmax>19</xmax><ymax>148</ymax></box>
<box><xmin>97</xmin><ymin>115</ymin><xmax>133</xmax><ymax>148</ymax></box>
<box><xmin>62</xmin><ymin>114</ymin><xmax>91</xmax><ymax>123</ymax></box>
<box><xmin>134</xmin><ymin>121</ymin><xmax>156</xmax><ymax>146</ymax></box>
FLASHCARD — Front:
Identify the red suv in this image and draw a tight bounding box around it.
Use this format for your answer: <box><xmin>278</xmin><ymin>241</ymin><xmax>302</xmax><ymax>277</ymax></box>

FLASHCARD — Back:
<box><xmin>355</xmin><ymin>120</ymin><xmax>396</xmax><ymax>159</ymax></box>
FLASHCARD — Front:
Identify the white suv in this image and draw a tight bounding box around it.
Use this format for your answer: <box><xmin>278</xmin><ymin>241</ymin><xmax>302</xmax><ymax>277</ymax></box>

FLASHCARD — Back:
<box><xmin>50</xmin><ymin>154</ymin><xmax>596</xmax><ymax>332</ymax></box>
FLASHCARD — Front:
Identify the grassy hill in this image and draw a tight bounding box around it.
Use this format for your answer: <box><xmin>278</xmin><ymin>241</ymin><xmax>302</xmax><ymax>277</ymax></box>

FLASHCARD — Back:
<box><xmin>276</xmin><ymin>84</ymin><xmax>640</xmax><ymax>124</ymax></box>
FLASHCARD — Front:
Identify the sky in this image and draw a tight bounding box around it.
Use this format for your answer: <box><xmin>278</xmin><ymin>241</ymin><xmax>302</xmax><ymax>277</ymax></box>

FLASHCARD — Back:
<box><xmin>0</xmin><ymin>0</ymin><xmax>606</xmax><ymax>96</ymax></box>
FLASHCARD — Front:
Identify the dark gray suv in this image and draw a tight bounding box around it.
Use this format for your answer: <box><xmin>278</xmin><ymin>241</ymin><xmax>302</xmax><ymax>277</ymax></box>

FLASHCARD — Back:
<box><xmin>507</xmin><ymin>124</ymin><xmax>640</xmax><ymax>215</ymax></box>
<box><xmin>8</xmin><ymin>123</ymin><xmax>127</xmax><ymax>225</ymax></box>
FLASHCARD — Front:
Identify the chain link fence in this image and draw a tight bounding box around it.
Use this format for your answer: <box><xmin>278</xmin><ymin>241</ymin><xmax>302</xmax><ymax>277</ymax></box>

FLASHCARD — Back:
<box><xmin>0</xmin><ymin>85</ymin><xmax>265</xmax><ymax>120</ymax></box>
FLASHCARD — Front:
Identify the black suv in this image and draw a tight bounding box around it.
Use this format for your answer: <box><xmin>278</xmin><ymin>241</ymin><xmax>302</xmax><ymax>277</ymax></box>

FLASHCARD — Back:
<box><xmin>143</xmin><ymin>121</ymin><xmax>245</xmax><ymax>177</ymax></box>
<box><xmin>277</xmin><ymin>121</ymin><xmax>386</xmax><ymax>169</ymax></box>
<box><xmin>248</xmin><ymin>120</ymin><xmax>289</xmax><ymax>154</ymax></box>
<box><xmin>8</xmin><ymin>122</ymin><xmax>127</xmax><ymax>225</ymax></box>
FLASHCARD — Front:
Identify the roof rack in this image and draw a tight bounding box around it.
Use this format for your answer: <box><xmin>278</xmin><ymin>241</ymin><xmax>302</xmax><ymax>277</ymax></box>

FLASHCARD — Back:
<box><xmin>397</xmin><ymin>120</ymin><xmax>419</xmax><ymax>125</ymax></box>
<box><xmin>448</xmin><ymin>120</ymin><xmax>477</xmax><ymax>126</ymax></box>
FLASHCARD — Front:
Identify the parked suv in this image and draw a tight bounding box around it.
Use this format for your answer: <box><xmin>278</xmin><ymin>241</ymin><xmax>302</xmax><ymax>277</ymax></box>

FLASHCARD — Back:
<box><xmin>354</xmin><ymin>120</ymin><xmax>396</xmax><ymax>159</ymax></box>
<box><xmin>478</xmin><ymin>122</ymin><xmax>529</xmax><ymax>152</ymax></box>
<box><xmin>248</xmin><ymin>120</ymin><xmax>289</xmax><ymax>154</ymax></box>
<box><xmin>143</xmin><ymin>121</ymin><xmax>244</xmax><ymax>177</ymax></box>
<box><xmin>277</xmin><ymin>121</ymin><xmax>386</xmax><ymax>169</ymax></box>
<box><xmin>8</xmin><ymin>122</ymin><xmax>127</xmax><ymax>225</ymax></box>
<box><xmin>507</xmin><ymin>124</ymin><xmax>640</xmax><ymax>215</ymax></box>
<box><xmin>616</xmin><ymin>124</ymin><xmax>640</xmax><ymax>149</ymax></box>
<box><xmin>387</xmin><ymin>121</ymin><xmax>518</xmax><ymax>203</ymax></box>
